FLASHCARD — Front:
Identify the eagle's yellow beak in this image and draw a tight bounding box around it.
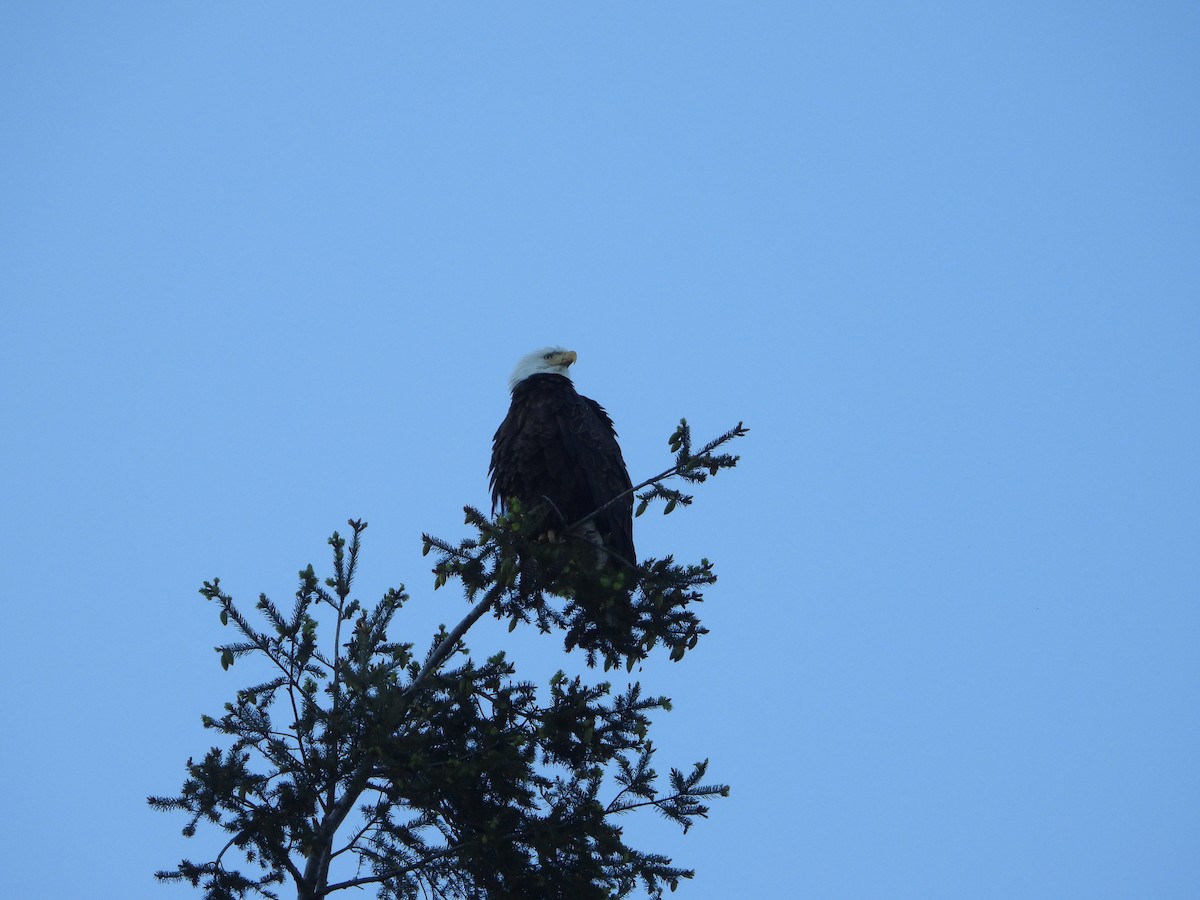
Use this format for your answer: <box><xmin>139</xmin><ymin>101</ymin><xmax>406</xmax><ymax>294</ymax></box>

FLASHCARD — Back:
<box><xmin>559</xmin><ymin>350</ymin><xmax>578</xmax><ymax>367</ymax></box>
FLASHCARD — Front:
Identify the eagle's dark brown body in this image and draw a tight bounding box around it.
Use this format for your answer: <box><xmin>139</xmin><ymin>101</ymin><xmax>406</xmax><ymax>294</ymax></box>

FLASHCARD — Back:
<box><xmin>489</xmin><ymin>373</ymin><xmax>636</xmax><ymax>566</ymax></box>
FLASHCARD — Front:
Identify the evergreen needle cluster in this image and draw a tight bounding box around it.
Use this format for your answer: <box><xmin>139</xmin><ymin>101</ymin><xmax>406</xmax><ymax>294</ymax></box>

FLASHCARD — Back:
<box><xmin>149</xmin><ymin>419</ymin><xmax>747</xmax><ymax>900</ymax></box>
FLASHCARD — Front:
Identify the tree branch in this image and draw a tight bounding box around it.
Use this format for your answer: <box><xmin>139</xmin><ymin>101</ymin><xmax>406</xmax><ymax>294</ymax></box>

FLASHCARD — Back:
<box><xmin>409</xmin><ymin>593</ymin><xmax>496</xmax><ymax>697</ymax></box>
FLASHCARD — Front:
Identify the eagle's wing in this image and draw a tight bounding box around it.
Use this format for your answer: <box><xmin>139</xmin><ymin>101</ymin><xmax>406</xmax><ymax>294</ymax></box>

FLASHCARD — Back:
<box><xmin>556</xmin><ymin>396</ymin><xmax>636</xmax><ymax>566</ymax></box>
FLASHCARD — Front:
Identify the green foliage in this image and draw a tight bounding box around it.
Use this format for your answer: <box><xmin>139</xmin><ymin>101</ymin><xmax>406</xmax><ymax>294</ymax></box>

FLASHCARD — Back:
<box><xmin>634</xmin><ymin>420</ymin><xmax>747</xmax><ymax>519</ymax></box>
<box><xmin>150</xmin><ymin>420</ymin><xmax>746</xmax><ymax>900</ymax></box>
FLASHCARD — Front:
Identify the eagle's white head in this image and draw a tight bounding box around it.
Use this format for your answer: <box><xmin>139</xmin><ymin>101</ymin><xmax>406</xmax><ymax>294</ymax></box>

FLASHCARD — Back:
<box><xmin>509</xmin><ymin>347</ymin><xmax>577</xmax><ymax>391</ymax></box>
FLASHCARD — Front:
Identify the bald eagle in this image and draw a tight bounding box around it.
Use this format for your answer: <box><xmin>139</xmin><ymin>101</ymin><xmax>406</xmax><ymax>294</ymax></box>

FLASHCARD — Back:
<box><xmin>489</xmin><ymin>347</ymin><xmax>636</xmax><ymax>568</ymax></box>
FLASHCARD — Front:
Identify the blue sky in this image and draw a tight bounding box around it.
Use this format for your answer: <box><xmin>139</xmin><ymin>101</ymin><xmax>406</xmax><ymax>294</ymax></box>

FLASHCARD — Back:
<box><xmin>2</xmin><ymin>3</ymin><xmax>1197</xmax><ymax>898</ymax></box>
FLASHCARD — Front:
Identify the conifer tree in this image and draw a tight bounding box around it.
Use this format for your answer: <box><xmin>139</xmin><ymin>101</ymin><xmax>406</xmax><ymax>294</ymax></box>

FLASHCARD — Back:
<box><xmin>150</xmin><ymin>420</ymin><xmax>747</xmax><ymax>900</ymax></box>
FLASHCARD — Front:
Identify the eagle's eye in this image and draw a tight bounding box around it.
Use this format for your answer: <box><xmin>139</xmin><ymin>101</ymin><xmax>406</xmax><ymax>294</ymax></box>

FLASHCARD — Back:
<box><xmin>543</xmin><ymin>352</ymin><xmax>555</xmax><ymax>360</ymax></box>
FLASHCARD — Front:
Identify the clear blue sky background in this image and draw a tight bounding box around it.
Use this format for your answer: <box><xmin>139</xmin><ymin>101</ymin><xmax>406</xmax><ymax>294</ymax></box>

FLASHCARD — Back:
<box><xmin>2</xmin><ymin>4</ymin><xmax>1197</xmax><ymax>898</ymax></box>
